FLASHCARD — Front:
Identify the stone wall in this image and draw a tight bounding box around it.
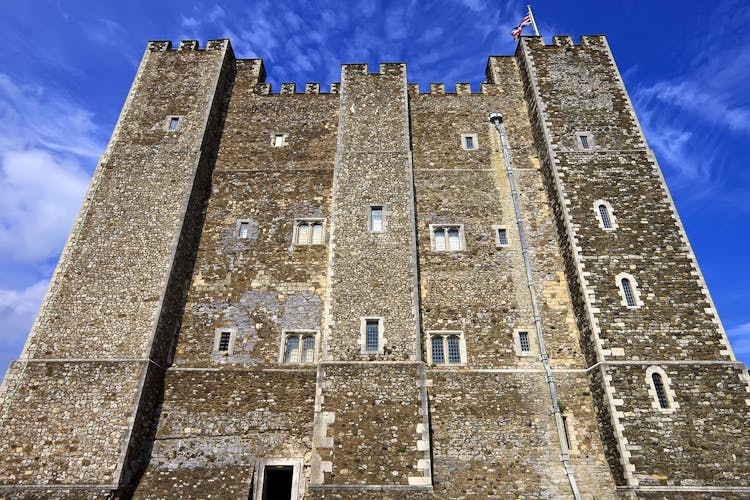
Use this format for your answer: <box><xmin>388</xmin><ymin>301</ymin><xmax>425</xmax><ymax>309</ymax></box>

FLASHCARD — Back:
<box><xmin>519</xmin><ymin>34</ymin><xmax>750</xmax><ymax>493</ymax></box>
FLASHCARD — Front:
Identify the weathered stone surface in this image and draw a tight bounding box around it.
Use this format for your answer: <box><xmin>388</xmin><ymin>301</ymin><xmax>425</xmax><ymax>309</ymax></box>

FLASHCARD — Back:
<box><xmin>1</xmin><ymin>35</ymin><xmax>748</xmax><ymax>499</ymax></box>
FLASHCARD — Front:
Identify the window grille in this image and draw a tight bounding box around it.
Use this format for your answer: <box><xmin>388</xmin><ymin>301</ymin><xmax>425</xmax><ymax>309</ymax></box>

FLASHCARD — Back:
<box><xmin>447</xmin><ymin>336</ymin><xmax>461</xmax><ymax>364</ymax></box>
<box><xmin>365</xmin><ymin>320</ymin><xmax>379</xmax><ymax>353</ymax></box>
<box><xmin>297</xmin><ymin>223</ymin><xmax>310</xmax><ymax>245</ymax></box>
<box><xmin>295</xmin><ymin>220</ymin><xmax>324</xmax><ymax>245</ymax></box>
<box><xmin>432</xmin><ymin>225</ymin><xmax>464</xmax><ymax>252</ymax></box>
<box><xmin>429</xmin><ymin>332</ymin><xmax>464</xmax><ymax>365</ymax></box>
<box><xmin>652</xmin><ymin>373</ymin><xmax>669</xmax><ymax>409</ymax></box>
<box><xmin>285</xmin><ymin>335</ymin><xmax>300</xmax><ymax>363</ymax></box>
<box><xmin>302</xmin><ymin>336</ymin><xmax>315</xmax><ymax>363</ymax></box>
<box><xmin>598</xmin><ymin>204</ymin><xmax>612</xmax><ymax>229</ymax></box>
<box><xmin>497</xmin><ymin>228</ymin><xmax>508</xmax><ymax>246</ymax></box>
<box><xmin>621</xmin><ymin>278</ymin><xmax>636</xmax><ymax>307</ymax></box>
<box><xmin>447</xmin><ymin>229</ymin><xmax>460</xmax><ymax>251</ymax></box>
<box><xmin>465</xmin><ymin>136</ymin><xmax>474</xmax><ymax>149</ymax></box>
<box><xmin>579</xmin><ymin>134</ymin><xmax>589</xmax><ymax>149</ymax></box>
<box><xmin>435</xmin><ymin>230</ymin><xmax>446</xmax><ymax>251</ymax></box>
<box><xmin>431</xmin><ymin>336</ymin><xmax>445</xmax><ymax>364</ymax></box>
<box><xmin>519</xmin><ymin>331</ymin><xmax>530</xmax><ymax>352</ymax></box>
<box><xmin>218</xmin><ymin>331</ymin><xmax>231</xmax><ymax>352</ymax></box>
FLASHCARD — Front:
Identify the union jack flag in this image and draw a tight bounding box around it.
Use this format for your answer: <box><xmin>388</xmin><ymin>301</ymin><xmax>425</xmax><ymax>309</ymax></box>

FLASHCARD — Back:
<box><xmin>511</xmin><ymin>13</ymin><xmax>533</xmax><ymax>40</ymax></box>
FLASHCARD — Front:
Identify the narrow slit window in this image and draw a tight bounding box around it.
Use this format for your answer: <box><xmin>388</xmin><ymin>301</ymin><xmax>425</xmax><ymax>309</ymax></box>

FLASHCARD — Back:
<box><xmin>652</xmin><ymin>373</ymin><xmax>669</xmax><ymax>409</ymax></box>
<box><xmin>431</xmin><ymin>336</ymin><xmax>445</xmax><ymax>364</ymax></box>
<box><xmin>218</xmin><ymin>331</ymin><xmax>232</xmax><ymax>352</ymax></box>
<box><xmin>239</xmin><ymin>222</ymin><xmax>249</xmax><ymax>238</ymax></box>
<box><xmin>371</xmin><ymin>207</ymin><xmax>383</xmax><ymax>232</ymax></box>
<box><xmin>519</xmin><ymin>332</ymin><xmax>530</xmax><ymax>352</ymax></box>
<box><xmin>365</xmin><ymin>320</ymin><xmax>379</xmax><ymax>353</ymax></box>
<box><xmin>561</xmin><ymin>415</ymin><xmax>572</xmax><ymax>450</ymax></box>
<box><xmin>285</xmin><ymin>335</ymin><xmax>300</xmax><ymax>364</ymax></box>
<box><xmin>621</xmin><ymin>278</ymin><xmax>636</xmax><ymax>307</ymax></box>
<box><xmin>447</xmin><ymin>336</ymin><xmax>461</xmax><ymax>364</ymax></box>
<box><xmin>598</xmin><ymin>204</ymin><xmax>612</xmax><ymax>229</ymax></box>
<box><xmin>497</xmin><ymin>228</ymin><xmax>508</xmax><ymax>246</ymax></box>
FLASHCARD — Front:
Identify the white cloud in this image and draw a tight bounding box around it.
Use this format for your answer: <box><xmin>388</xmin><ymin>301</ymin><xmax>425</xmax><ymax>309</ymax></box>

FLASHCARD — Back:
<box><xmin>726</xmin><ymin>322</ymin><xmax>750</xmax><ymax>359</ymax></box>
<box><xmin>0</xmin><ymin>149</ymin><xmax>89</xmax><ymax>262</ymax></box>
<box><xmin>0</xmin><ymin>280</ymin><xmax>48</xmax><ymax>350</ymax></box>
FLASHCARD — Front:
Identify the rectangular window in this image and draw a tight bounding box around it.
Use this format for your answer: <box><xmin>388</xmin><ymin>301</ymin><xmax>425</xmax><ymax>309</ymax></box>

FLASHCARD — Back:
<box><xmin>218</xmin><ymin>331</ymin><xmax>231</xmax><ymax>351</ymax></box>
<box><xmin>282</xmin><ymin>331</ymin><xmax>317</xmax><ymax>364</ymax></box>
<box><xmin>365</xmin><ymin>320</ymin><xmax>379</xmax><ymax>353</ymax></box>
<box><xmin>519</xmin><ymin>331</ymin><xmax>530</xmax><ymax>352</ymax></box>
<box><xmin>496</xmin><ymin>228</ymin><xmax>508</xmax><ymax>246</ymax></box>
<box><xmin>431</xmin><ymin>224</ymin><xmax>464</xmax><ymax>252</ymax></box>
<box><xmin>579</xmin><ymin>135</ymin><xmax>589</xmax><ymax>149</ymax></box>
<box><xmin>461</xmin><ymin>133</ymin><xmax>478</xmax><ymax>150</ymax></box>
<box><xmin>167</xmin><ymin>116</ymin><xmax>180</xmax><ymax>131</ymax></box>
<box><xmin>428</xmin><ymin>331</ymin><xmax>465</xmax><ymax>365</ymax></box>
<box><xmin>239</xmin><ymin>222</ymin><xmax>249</xmax><ymax>238</ymax></box>
<box><xmin>294</xmin><ymin>219</ymin><xmax>325</xmax><ymax>246</ymax></box>
<box><xmin>273</xmin><ymin>133</ymin><xmax>285</xmax><ymax>147</ymax></box>
<box><xmin>464</xmin><ymin>136</ymin><xmax>474</xmax><ymax>149</ymax></box>
<box><xmin>370</xmin><ymin>206</ymin><xmax>383</xmax><ymax>232</ymax></box>
<box><xmin>253</xmin><ymin>459</ymin><xmax>302</xmax><ymax>500</ymax></box>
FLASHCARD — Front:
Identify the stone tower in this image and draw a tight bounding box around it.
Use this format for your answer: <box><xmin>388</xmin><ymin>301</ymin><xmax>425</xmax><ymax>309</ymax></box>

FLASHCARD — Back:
<box><xmin>0</xmin><ymin>35</ymin><xmax>748</xmax><ymax>499</ymax></box>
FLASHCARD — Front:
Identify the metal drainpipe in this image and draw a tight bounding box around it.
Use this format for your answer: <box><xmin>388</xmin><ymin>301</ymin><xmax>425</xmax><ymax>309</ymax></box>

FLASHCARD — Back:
<box><xmin>489</xmin><ymin>112</ymin><xmax>582</xmax><ymax>500</ymax></box>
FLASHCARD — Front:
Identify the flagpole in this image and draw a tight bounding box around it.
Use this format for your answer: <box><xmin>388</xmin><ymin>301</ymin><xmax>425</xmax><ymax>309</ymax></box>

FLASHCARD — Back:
<box><xmin>527</xmin><ymin>4</ymin><xmax>540</xmax><ymax>36</ymax></box>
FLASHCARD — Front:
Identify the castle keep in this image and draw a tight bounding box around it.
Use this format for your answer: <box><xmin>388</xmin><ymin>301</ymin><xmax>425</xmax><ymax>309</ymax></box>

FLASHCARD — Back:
<box><xmin>0</xmin><ymin>35</ymin><xmax>748</xmax><ymax>498</ymax></box>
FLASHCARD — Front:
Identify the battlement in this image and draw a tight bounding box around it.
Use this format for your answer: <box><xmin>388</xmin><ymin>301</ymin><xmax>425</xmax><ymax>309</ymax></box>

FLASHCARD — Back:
<box><xmin>518</xmin><ymin>34</ymin><xmax>609</xmax><ymax>50</ymax></box>
<box><xmin>147</xmin><ymin>38</ymin><xmax>232</xmax><ymax>52</ymax></box>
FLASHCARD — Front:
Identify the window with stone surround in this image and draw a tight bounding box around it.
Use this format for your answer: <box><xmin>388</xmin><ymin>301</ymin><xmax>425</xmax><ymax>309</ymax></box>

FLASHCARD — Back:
<box><xmin>236</xmin><ymin>219</ymin><xmax>253</xmax><ymax>239</ymax></box>
<box><xmin>212</xmin><ymin>327</ymin><xmax>237</xmax><ymax>356</ymax></box>
<box><xmin>645</xmin><ymin>366</ymin><xmax>678</xmax><ymax>413</ymax></box>
<box><xmin>461</xmin><ymin>133</ymin><xmax>478</xmax><ymax>150</ymax></box>
<box><xmin>369</xmin><ymin>206</ymin><xmax>385</xmax><ymax>233</ymax></box>
<box><xmin>294</xmin><ymin>219</ymin><xmax>325</xmax><ymax>246</ymax></box>
<box><xmin>492</xmin><ymin>225</ymin><xmax>509</xmax><ymax>247</ymax></box>
<box><xmin>360</xmin><ymin>317</ymin><xmax>385</xmax><ymax>355</ymax></box>
<box><xmin>281</xmin><ymin>330</ymin><xmax>317</xmax><ymax>364</ymax></box>
<box><xmin>427</xmin><ymin>331</ymin><xmax>466</xmax><ymax>365</ymax></box>
<box><xmin>593</xmin><ymin>200</ymin><xmax>617</xmax><ymax>231</ymax></box>
<box><xmin>272</xmin><ymin>133</ymin><xmax>288</xmax><ymax>147</ymax></box>
<box><xmin>576</xmin><ymin>132</ymin><xmax>594</xmax><ymax>150</ymax></box>
<box><xmin>514</xmin><ymin>329</ymin><xmax>536</xmax><ymax>357</ymax></box>
<box><xmin>253</xmin><ymin>458</ymin><xmax>303</xmax><ymax>500</ymax></box>
<box><xmin>615</xmin><ymin>272</ymin><xmax>643</xmax><ymax>308</ymax></box>
<box><xmin>430</xmin><ymin>224</ymin><xmax>465</xmax><ymax>252</ymax></box>
<box><xmin>165</xmin><ymin>115</ymin><xmax>182</xmax><ymax>131</ymax></box>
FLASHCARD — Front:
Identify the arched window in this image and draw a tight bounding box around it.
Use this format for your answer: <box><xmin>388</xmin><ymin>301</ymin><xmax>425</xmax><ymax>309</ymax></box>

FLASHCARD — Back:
<box><xmin>652</xmin><ymin>373</ymin><xmax>669</xmax><ymax>409</ymax></box>
<box><xmin>294</xmin><ymin>220</ymin><xmax>325</xmax><ymax>246</ymax></box>
<box><xmin>430</xmin><ymin>224</ymin><xmax>465</xmax><ymax>252</ymax></box>
<box><xmin>593</xmin><ymin>200</ymin><xmax>617</xmax><ymax>231</ymax></box>
<box><xmin>616</xmin><ymin>272</ymin><xmax>641</xmax><ymax>308</ymax></box>
<box><xmin>621</xmin><ymin>278</ymin><xmax>636</xmax><ymax>307</ymax></box>
<box><xmin>646</xmin><ymin>366</ymin><xmax>677</xmax><ymax>412</ymax></box>
<box><xmin>598</xmin><ymin>204</ymin><xmax>612</xmax><ymax>229</ymax></box>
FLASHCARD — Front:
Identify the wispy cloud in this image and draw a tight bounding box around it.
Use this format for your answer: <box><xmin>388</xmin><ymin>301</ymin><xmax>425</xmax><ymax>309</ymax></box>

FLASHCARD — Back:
<box><xmin>727</xmin><ymin>322</ymin><xmax>750</xmax><ymax>360</ymax></box>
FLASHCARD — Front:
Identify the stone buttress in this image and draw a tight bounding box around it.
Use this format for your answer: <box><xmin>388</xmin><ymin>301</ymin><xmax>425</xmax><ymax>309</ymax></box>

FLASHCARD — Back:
<box><xmin>516</xmin><ymin>35</ymin><xmax>750</xmax><ymax>496</ymax></box>
<box><xmin>0</xmin><ymin>39</ymin><xmax>235</xmax><ymax>496</ymax></box>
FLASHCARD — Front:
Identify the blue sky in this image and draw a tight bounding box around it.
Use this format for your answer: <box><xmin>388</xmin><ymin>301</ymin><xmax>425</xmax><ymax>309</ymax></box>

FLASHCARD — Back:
<box><xmin>1</xmin><ymin>0</ymin><xmax>748</xmax><ymax>375</ymax></box>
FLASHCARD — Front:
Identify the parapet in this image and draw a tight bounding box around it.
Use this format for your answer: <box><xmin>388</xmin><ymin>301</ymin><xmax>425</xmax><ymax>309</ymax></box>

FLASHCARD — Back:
<box><xmin>341</xmin><ymin>63</ymin><xmax>407</xmax><ymax>78</ymax></box>
<box><xmin>147</xmin><ymin>38</ymin><xmax>232</xmax><ymax>53</ymax></box>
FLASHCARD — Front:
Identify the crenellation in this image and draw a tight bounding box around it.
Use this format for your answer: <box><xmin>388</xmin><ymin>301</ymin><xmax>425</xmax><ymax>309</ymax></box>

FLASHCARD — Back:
<box><xmin>1</xmin><ymin>35</ymin><xmax>748</xmax><ymax>499</ymax></box>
